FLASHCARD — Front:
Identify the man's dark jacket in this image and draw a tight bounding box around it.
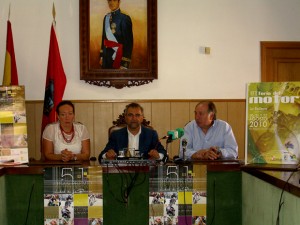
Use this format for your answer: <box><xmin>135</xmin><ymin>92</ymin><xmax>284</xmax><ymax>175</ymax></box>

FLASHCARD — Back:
<box><xmin>98</xmin><ymin>126</ymin><xmax>167</xmax><ymax>162</ymax></box>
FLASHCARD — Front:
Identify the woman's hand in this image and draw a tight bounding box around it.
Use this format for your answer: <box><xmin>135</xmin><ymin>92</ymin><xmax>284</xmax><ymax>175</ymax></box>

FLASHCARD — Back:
<box><xmin>61</xmin><ymin>149</ymin><xmax>74</xmax><ymax>162</ymax></box>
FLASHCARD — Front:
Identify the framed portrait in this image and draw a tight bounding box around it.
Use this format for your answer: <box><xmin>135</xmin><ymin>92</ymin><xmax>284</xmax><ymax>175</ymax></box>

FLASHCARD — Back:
<box><xmin>79</xmin><ymin>0</ymin><xmax>157</xmax><ymax>89</ymax></box>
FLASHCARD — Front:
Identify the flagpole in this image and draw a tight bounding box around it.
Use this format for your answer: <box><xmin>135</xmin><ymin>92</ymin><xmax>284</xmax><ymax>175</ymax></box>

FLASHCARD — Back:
<box><xmin>52</xmin><ymin>2</ymin><xmax>57</xmax><ymax>122</ymax></box>
<box><xmin>8</xmin><ymin>3</ymin><xmax>11</xmax><ymax>20</ymax></box>
<box><xmin>2</xmin><ymin>3</ymin><xmax>19</xmax><ymax>86</ymax></box>
<box><xmin>52</xmin><ymin>2</ymin><xmax>56</xmax><ymax>25</ymax></box>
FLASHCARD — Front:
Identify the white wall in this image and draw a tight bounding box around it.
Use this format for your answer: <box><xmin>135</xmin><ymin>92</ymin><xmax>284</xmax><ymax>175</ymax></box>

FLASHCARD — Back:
<box><xmin>0</xmin><ymin>0</ymin><xmax>300</xmax><ymax>100</ymax></box>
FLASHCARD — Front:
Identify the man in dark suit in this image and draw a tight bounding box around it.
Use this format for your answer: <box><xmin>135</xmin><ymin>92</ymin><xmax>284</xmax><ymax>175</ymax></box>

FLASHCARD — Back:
<box><xmin>99</xmin><ymin>0</ymin><xmax>133</xmax><ymax>69</ymax></box>
<box><xmin>98</xmin><ymin>103</ymin><xmax>167</xmax><ymax>161</ymax></box>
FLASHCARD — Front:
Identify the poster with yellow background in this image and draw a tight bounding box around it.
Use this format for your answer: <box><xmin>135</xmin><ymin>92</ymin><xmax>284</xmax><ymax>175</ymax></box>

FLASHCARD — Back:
<box><xmin>0</xmin><ymin>86</ymin><xmax>28</xmax><ymax>165</ymax></box>
<box><xmin>246</xmin><ymin>82</ymin><xmax>300</xmax><ymax>164</ymax></box>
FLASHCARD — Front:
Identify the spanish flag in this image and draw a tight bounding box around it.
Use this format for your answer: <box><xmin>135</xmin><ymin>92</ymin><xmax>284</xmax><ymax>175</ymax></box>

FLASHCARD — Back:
<box><xmin>2</xmin><ymin>20</ymin><xmax>19</xmax><ymax>86</ymax></box>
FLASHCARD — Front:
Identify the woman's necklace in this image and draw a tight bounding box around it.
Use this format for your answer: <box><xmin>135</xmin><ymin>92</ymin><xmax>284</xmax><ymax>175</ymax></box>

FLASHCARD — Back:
<box><xmin>60</xmin><ymin>124</ymin><xmax>75</xmax><ymax>143</ymax></box>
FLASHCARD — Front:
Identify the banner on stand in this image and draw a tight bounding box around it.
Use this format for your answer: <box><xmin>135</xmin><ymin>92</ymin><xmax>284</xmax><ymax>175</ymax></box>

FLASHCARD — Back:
<box><xmin>246</xmin><ymin>82</ymin><xmax>300</xmax><ymax>164</ymax></box>
<box><xmin>0</xmin><ymin>86</ymin><xmax>28</xmax><ymax>165</ymax></box>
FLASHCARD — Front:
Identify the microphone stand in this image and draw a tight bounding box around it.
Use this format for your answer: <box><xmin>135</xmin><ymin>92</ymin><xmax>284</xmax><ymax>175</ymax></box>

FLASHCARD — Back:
<box><xmin>156</xmin><ymin>135</ymin><xmax>172</xmax><ymax>163</ymax></box>
<box><xmin>182</xmin><ymin>146</ymin><xmax>186</xmax><ymax>161</ymax></box>
<box><xmin>165</xmin><ymin>136</ymin><xmax>173</xmax><ymax>162</ymax></box>
<box><xmin>181</xmin><ymin>139</ymin><xmax>188</xmax><ymax>162</ymax></box>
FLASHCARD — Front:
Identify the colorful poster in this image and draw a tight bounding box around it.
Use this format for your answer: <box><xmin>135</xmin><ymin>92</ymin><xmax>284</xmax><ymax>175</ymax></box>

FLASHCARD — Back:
<box><xmin>246</xmin><ymin>82</ymin><xmax>300</xmax><ymax>164</ymax></box>
<box><xmin>0</xmin><ymin>86</ymin><xmax>28</xmax><ymax>165</ymax></box>
<box><xmin>149</xmin><ymin>164</ymin><xmax>207</xmax><ymax>225</ymax></box>
<box><xmin>43</xmin><ymin>165</ymin><xmax>206</xmax><ymax>225</ymax></box>
<box><xmin>44</xmin><ymin>167</ymin><xmax>103</xmax><ymax>225</ymax></box>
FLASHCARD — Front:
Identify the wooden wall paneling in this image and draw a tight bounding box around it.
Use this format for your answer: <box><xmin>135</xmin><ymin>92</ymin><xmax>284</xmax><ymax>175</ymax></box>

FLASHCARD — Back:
<box><xmin>113</xmin><ymin>102</ymin><xmax>128</xmax><ymax>119</ymax></box>
<box><xmin>214</xmin><ymin>102</ymin><xmax>228</xmax><ymax>121</ymax></box>
<box><xmin>74</xmin><ymin>103</ymin><xmax>94</xmax><ymax>125</ymax></box>
<box><xmin>169</xmin><ymin>102</ymin><xmax>190</xmax><ymax>158</ymax></box>
<box><xmin>139</xmin><ymin>102</ymin><xmax>152</xmax><ymax>124</ymax></box>
<box><xmin>34</xmin><ymin>102</ymin><xmax>43</xmax><ymax>160</ymax></box>
<box><xmin>151</xmin><ymin>102</ymin><xmax>171</xmax><ymax>135</ymax></box>
<box><xmin>189</xmin><ymin>101</ymin><xmax>197</xmax><ymax>121</ymax></box>
<box><xmin>170</xmin><ymin>102</ymin><xmax>190</xmax><ymax>128</ymax></box>
<box><xmin>93</xmin><ymin>103</ymin><xmax>113</xmax><ymax>162</ymax></box>
<box><xmin>74</xmin><ymin>102</ymin><xmax>94</xmax><ymax>155</ymax></box>
<box><xmin>227</xmin><ymin>101</ymin><xmax>246</xmax><ymax>160</ymax></box>
<box><xmin>151</xmin><ymin>102</ymin><xmax>171</xmax><ymax>155</ymax></box>
<box><xmin>25</xmin><ymin>102</ymin><xmax>36</xmax><ymax>159</ymax></box>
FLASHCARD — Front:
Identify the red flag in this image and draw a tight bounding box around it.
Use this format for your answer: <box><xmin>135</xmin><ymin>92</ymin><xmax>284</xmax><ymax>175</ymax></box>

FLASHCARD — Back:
<box><xmin>41</xmin><ymin>22</ymin><xmax>67</xmax><ymax>134</ymax></box>
<box><xmin>2</xmin><ymin>20</ymin><xmax>19</xmax><ymax>85</ymax></box>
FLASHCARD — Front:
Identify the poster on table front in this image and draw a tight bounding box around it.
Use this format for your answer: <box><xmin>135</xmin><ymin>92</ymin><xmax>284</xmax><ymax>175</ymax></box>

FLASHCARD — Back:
<box><xmin>246</xmin><ymin>82</ymin><xmax>300</xmax><ymax>164</ymax></box>
<box><xmin>0</xmin><ymin>86</ymin><xmax>28</xmax><ymax>165</ymax></box>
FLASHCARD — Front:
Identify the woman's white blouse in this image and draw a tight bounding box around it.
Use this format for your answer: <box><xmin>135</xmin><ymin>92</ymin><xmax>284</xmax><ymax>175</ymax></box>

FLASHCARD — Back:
<box><xmin>42</xmin><ymin>122</ymin><xmax>90</xmax><ymax>154</ymax></box>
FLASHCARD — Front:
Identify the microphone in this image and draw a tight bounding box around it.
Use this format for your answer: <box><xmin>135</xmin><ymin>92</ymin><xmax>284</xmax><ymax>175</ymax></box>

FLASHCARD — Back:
<box><xmin>182</xmin><ymin>138</ymin><xmax>187</xmax><ymax>148</ymax></box>
<box><xmin>159</xmin><ymin>128</ymin><xmax>184</xmax><ymax>163</ymax></box>
<box><xmin>166</xmin><ymin>128</ymin><xmax>184</xmax><ymax>142</ymax></box>
<box><xmin>173</xmin><ymin>138</ymin><xmax>188</xmax><ymax>163</ymax></box>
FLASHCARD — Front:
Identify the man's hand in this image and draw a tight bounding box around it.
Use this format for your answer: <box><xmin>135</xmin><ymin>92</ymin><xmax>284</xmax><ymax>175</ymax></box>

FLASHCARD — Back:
<box><xmin>106</xmin><ymin>149</ymin><xmax>117</xmax><ymax>160</ymax></box>
<box><xmin>148</xmin><ymin>149</ymin><xmax>160</xmax><ymax>160</ymax></box>
<box><xmin>210</xmin><ymin>146</ymin><xmax>221</xmax><ymax>158</ymax></box>
<box><xmin>192</xmin><ymin>147</ymin><xmax>221</xmax><ymax>160</ymax></box>
<box><xmin>207</xmin><ymin>147</ymin><xmax>220</xmax><ymax>160</ymax></box>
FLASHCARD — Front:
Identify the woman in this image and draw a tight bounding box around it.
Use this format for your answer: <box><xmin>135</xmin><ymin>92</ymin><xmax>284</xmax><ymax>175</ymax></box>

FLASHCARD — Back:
<box><xmin>42</xmin><ymin>100</ymin><xmax>90</xmax><ymax>161</ymax></box>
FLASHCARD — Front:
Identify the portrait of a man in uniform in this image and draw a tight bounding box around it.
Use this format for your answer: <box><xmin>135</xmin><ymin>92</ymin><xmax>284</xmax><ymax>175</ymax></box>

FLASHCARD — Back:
<box><xmin>89</xmin><ymin>0</ymin><xmax>148</xmax><ymax>70</ymax></box>
<box><xmin>100</xmin><ymin>0</ymin><xmax>133</xmax><ymax>69</ymax></box>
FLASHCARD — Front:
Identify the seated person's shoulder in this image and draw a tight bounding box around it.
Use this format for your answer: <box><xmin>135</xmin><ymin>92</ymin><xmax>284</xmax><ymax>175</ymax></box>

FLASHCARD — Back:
<box><xmin>215</xmin><ymin>119</ymin><xmax>231</xmax><ymax>127</ymax></box>
<box><xmin>43</xmin><ymin>122</ymin><xmax>59</xmax><ymax>139</ymax></box>
<box><xmin>142</xmin><ymin>125</ymin><xmax>156</xmax><ymax>133</ymax></box>
<box><xmin>110</xmin><ymin>126</ymin><xmax>127</xmax><ymax>136</ymax></box>
<box><xmin>73</xmin><ymin>121</ymin><xmax>85</xmax><ymax>128</ymax></box>
<box><xmin>44</xmin><ymin>122</ymin><xmax>58</xmax><ymax>131</ymax></box>
<box><xmin>185</xmin><ymin>120</ymin><xmax>196</xmax><ymax>129</ymax></box>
